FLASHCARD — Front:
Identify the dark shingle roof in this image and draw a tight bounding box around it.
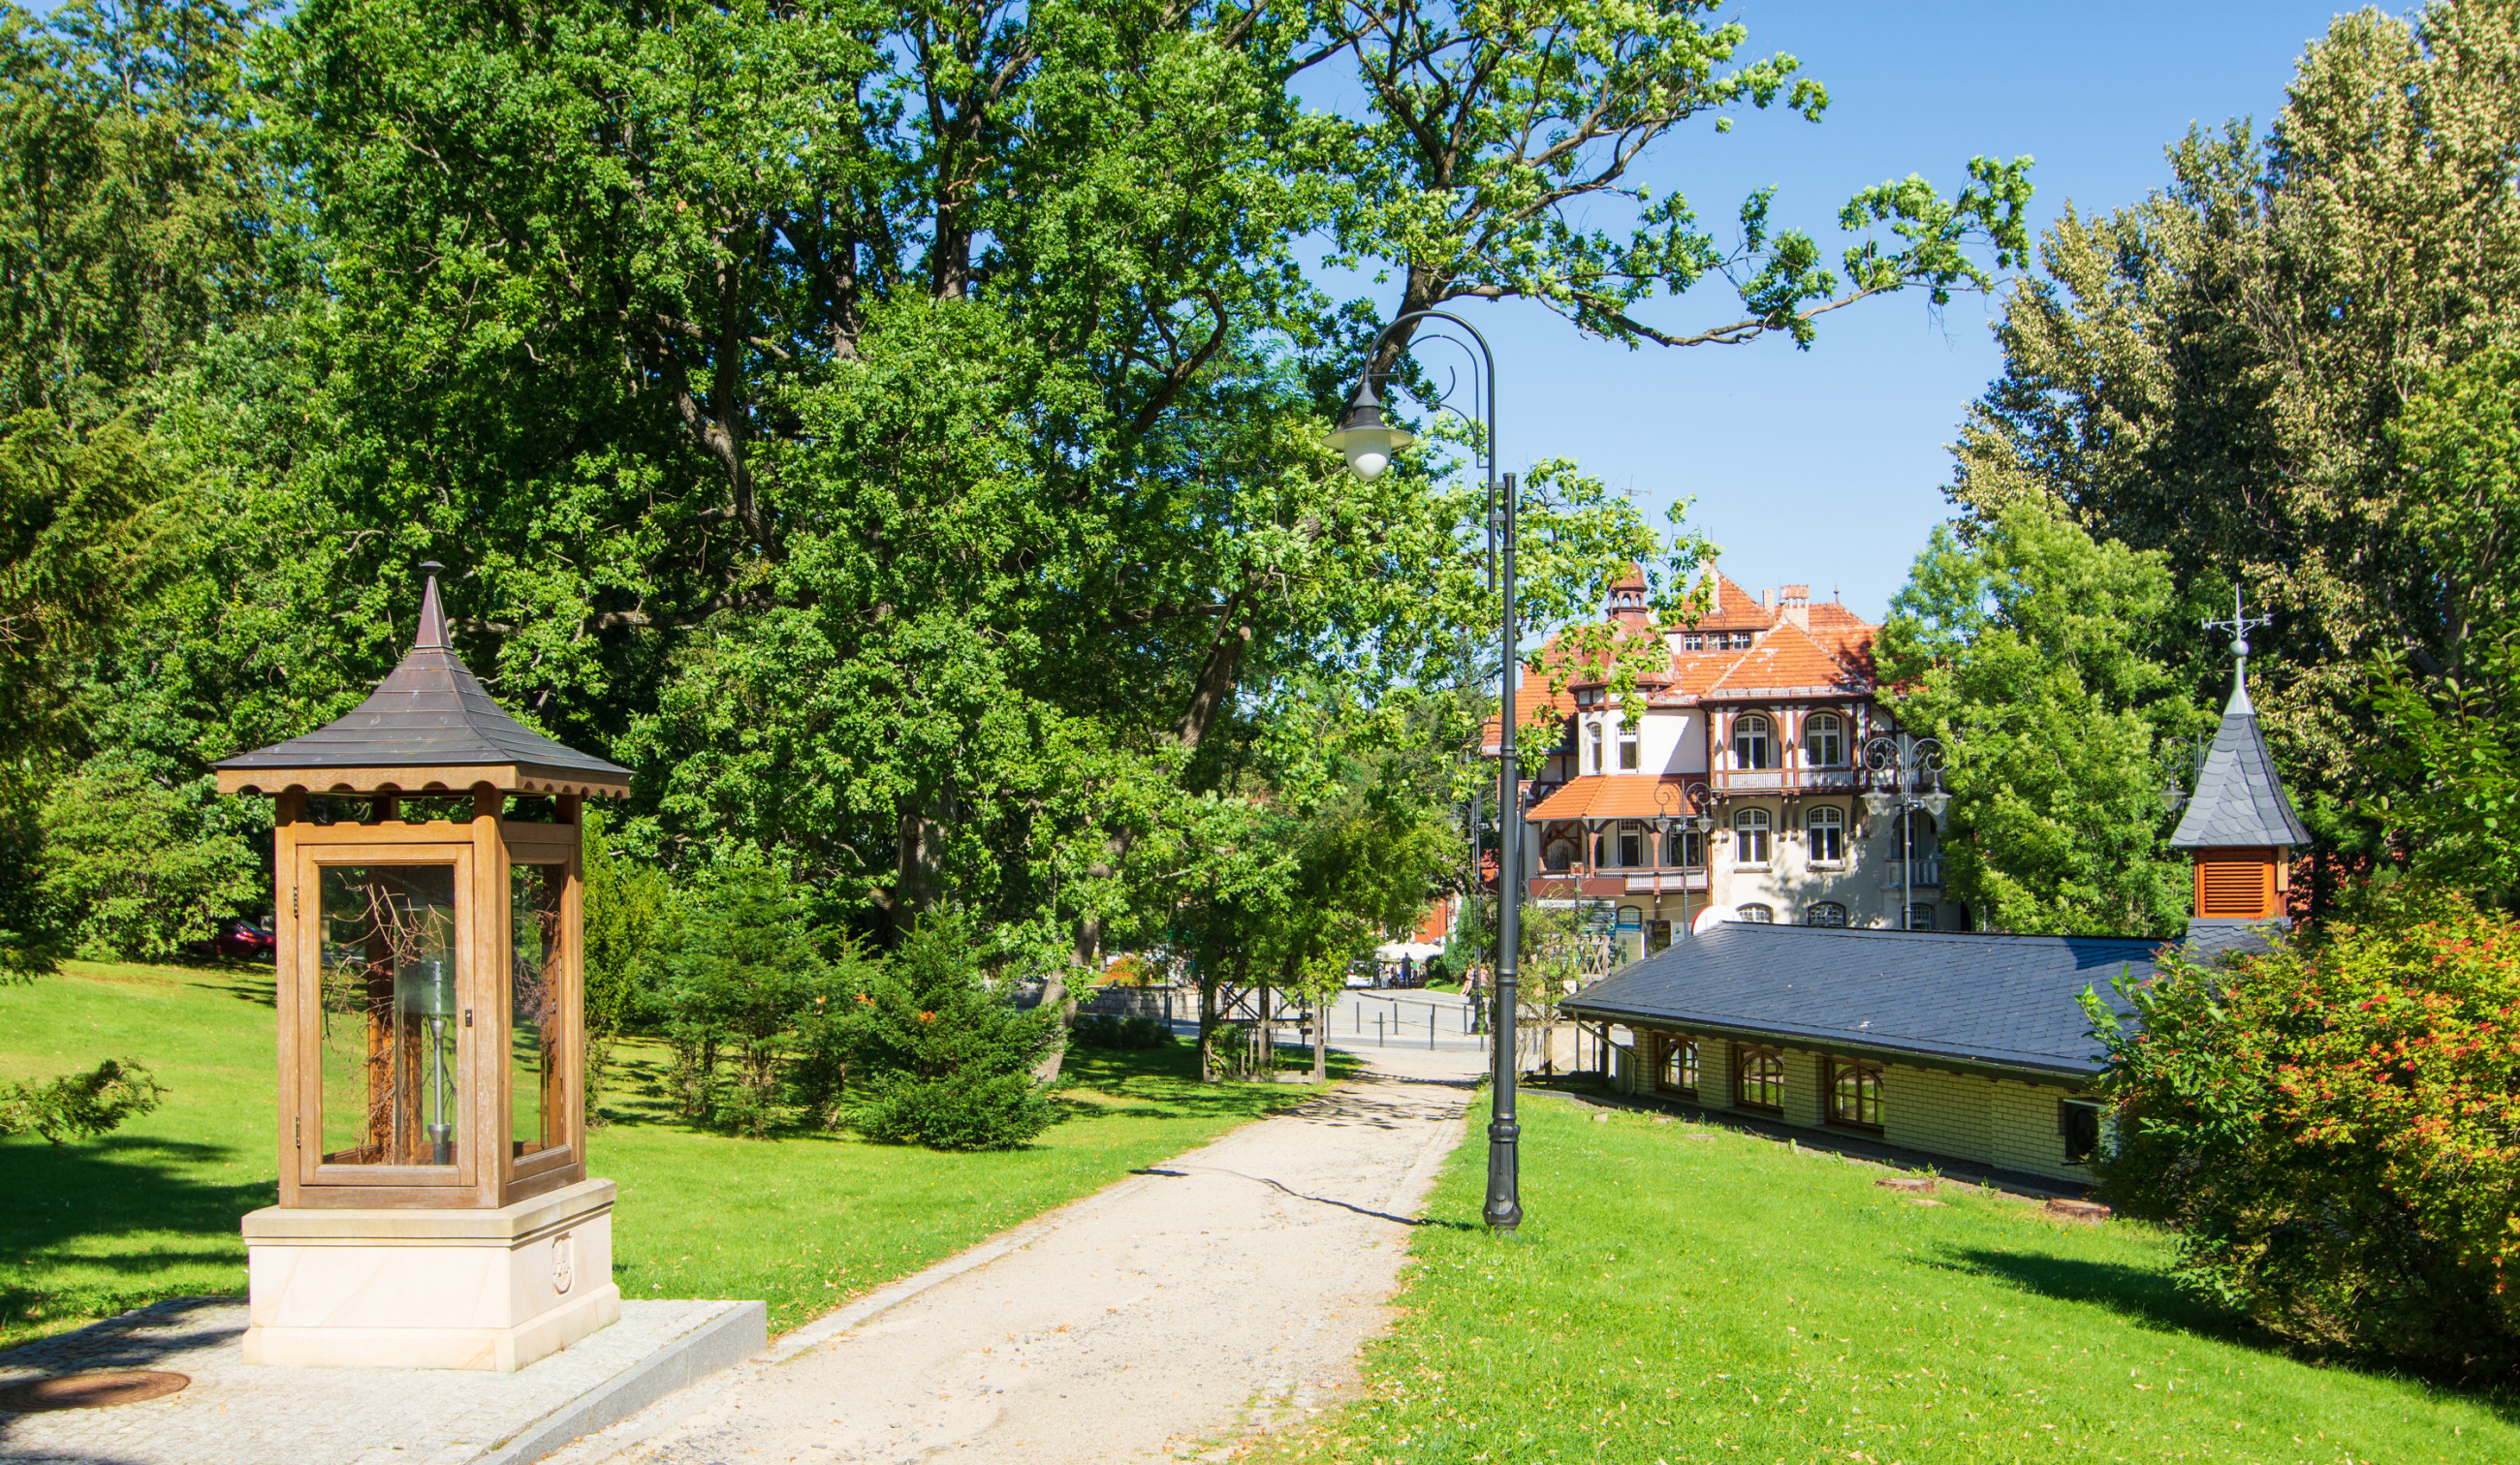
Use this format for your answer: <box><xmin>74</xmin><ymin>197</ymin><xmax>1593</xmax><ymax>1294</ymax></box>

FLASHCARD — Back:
<box><xmin>2170</xmin><ymin>681</ymin><xmax>2310</xmax><ymax>849</ymax></box>
<box><xmin>216</xmin><ymin>575</ymin><xmax>629</xmax><ymax>790</ymax></box>
<box><xmin>1559</xmin><ymin>923</ymin><xmax>2152</xmax><ymax>1078</ymax></box>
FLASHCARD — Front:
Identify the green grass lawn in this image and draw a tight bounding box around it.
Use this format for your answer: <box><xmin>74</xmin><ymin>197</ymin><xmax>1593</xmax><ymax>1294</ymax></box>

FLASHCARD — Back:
<box><xmin>2</xmin><ymin>960</ymin><xmax>1349</xmax><ymax>1349</ymax></box>
<box><xmin>1267</xmin><ymin>1086</ymin><xmax>2520</xmax><ymax>1465</ymax></box>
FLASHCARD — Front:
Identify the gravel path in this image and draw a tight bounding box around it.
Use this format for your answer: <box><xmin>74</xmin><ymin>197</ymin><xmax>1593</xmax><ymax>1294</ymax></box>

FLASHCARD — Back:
<box><xmin>552</xmin><ymin>1056</ymin><xmax>1476</xmax><ymax>1465</ymax></box>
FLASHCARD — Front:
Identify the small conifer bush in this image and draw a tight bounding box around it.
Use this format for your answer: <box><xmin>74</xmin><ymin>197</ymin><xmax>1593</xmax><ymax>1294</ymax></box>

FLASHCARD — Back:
<box><xmin>846</xmin><ymin>912</ymin><xmax>1061</xmax><ymax>1151</ymax></box>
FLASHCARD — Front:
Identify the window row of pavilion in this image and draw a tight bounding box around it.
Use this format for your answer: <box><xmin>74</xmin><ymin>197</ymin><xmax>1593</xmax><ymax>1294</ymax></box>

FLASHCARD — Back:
<box><xmin>1641</xmin><ymin>1031</ymin><xmax>2102</xmax><ymax>1165</ymax></box>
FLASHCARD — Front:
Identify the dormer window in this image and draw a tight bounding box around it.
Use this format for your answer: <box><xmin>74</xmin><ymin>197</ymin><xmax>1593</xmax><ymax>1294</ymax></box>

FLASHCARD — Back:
<box><xmin>1681</xmin><ymin>633</ymin><xmax>1706</xmax><ymax>651</ymax></box>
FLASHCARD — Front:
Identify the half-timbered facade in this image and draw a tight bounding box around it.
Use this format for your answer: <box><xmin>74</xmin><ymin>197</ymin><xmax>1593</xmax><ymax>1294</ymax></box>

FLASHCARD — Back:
<box><xmin>1506</xmin><ymin>569</ymin><xmax>1953</xmax><ymax>959</ymax></box>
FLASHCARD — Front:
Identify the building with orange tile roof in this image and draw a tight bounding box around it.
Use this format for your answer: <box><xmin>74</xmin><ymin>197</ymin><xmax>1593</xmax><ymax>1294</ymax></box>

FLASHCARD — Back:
<box><xmin>1504</xmin><ymin>572</ymin><xmax>1955</xmax><ymax>959</ymax></box>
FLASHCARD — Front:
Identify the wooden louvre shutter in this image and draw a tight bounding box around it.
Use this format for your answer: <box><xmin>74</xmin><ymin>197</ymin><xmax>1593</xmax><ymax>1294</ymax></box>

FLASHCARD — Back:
<box><xmin>2195</xmin><ymin>852</ymin><xmax>2273</xmax><ymax>918</ymax></box>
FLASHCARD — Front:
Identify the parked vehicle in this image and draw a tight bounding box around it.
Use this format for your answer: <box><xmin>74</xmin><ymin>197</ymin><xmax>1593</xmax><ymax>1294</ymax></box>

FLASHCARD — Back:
<box><xmin>186</xmin><ymin>918</ymin><xmax>276</xmax><ymax>962</ymax></box>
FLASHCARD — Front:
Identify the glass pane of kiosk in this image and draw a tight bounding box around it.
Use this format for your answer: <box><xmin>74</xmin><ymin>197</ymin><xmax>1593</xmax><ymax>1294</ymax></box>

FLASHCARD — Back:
<box><xmin>510</xmin><ymin>863</ymin><xmax>565</xmax><ymax>1158</ymax></box>
<box><xmin>317</xmin><ymin>865</ymin><xmax>461</xmax><ymax>1167</ymax></box>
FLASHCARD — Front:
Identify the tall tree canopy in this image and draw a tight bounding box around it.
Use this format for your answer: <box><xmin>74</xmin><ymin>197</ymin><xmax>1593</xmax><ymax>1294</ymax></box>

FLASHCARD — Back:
<box><xmin>1</xmin><ymin>0</ymin><xmax>2031</xmax><ymax>976</ymax></box>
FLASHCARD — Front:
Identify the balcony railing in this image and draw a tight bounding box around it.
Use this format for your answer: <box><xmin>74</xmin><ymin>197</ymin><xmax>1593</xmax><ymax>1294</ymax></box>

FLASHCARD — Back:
<box><xmin>1710</xmin><ymin>765</ymin><xmax>1868</xmax><ymax>795</ymax></box>
<box><xmin>1623</xmin><ymin>868</ymin><xmax>1710</xmax><ymax>894</ymax></box>
<box><xmin>1878</xmin><ymin>856</ymin><xmax>1945</xmax><ymax>889</ymax></box>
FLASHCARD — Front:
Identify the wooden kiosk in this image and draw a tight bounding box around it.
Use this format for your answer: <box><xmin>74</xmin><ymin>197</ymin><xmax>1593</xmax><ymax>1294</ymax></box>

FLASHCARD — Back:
<box><xmin>215</xmin><ymin>567</ymin><xmax>632</xmax><ymax>1371</ymax></box>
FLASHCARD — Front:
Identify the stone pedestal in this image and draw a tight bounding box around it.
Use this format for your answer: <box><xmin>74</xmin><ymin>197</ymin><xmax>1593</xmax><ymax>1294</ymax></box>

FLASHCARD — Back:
<box><xmin>241</xmin><ymin>1177</ymin><xmax>621</xmax><ymax>1372</ymax></box>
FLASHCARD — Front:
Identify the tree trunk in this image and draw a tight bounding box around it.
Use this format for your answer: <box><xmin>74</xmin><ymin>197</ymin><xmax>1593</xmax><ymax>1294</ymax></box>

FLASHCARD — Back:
<box><xmin>1311</xmin><ymin>993</ymin><xmax>1326</xmax><ymax>1082</ymax></box>
<box><xmin>1197</xmin><ymin>963</ymin><xmax>1220</xmax><ymax>1081</ymax></box>
<box><xmin>1029</xmin><ymin>902</ymin><xmax>1099</xmax><ymax>1083</ymax></box>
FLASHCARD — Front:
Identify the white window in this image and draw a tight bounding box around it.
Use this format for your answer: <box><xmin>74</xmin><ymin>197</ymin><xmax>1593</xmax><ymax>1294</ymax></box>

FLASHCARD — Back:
<box><xmin>1805</xmin><ymin>901</ymin><xmax>1848</xmax><ymax>926</ymax></box>
<box><xmin>1617</xmin><ymin>822</ymin><xmax>1644</xmax><ymax>867</ymax></box>
<box><xmin>1806</xmin><ymin>712</ymin><xmax>1843</xmax><ymax>767</ymax></box>
<box><xmin>1732</xmin><ymin>714</ymin><xmax>1773</xmax><ymax>770</ymax></box>
<box><xmin>1807</xmin><ymin>806</ymin><xmax>1845</xmax><ymax>864</ymax></box>
<box><xmin>1906</xmin><ymin>903</ymin><xmax>1936</xmax><ymax>931</ymax></box>
<box><xmin>1586</xmin><ymin>722</ymin><xmax>1602</xmax><ymax>774</ymax></box>
<box><xmin>1667</xmin><ymin>826</ymin><xmax>1704</xmax><ymax>868</ymax></box>
<box><xmin>1733</xmin><ymin>809</ymin><xmax>1772</xmax><ymax>865</ymax></box>
<box><xmin>1681</xmin><ymin>633</ymin><xmax>1706</xmax><ymax>651</ymax></box>
<box><xmin>1617</xmin><ymin>723</ymin><xmax>1640</xmax><ymax>771</ymax></box>
<box><xmin>1734</xmin><ymin>903</ymin><xmax>1775</xmax><ymax>923</ymax></box>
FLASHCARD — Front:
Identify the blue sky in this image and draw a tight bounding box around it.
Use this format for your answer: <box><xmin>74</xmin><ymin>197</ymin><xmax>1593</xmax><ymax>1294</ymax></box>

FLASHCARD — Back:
<box><xmin>1312</xmin><ymin>1</ymin><xmax>2382</xmax><ymax>621</ymax></box>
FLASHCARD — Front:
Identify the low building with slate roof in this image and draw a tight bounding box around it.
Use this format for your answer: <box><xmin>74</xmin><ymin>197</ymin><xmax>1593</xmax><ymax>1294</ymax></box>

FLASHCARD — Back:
<box><xmin>1562</xmin><ymin>924</ymin><xmax>2145</xmax><ymax>1184</ymax></box>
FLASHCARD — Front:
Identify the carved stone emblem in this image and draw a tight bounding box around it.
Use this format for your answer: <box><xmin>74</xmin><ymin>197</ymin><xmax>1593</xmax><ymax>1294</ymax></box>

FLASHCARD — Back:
<box><xmin>551</xmin><ymin>1231</ymin><xmax>575</xmax><ymax>1295</ymax></box>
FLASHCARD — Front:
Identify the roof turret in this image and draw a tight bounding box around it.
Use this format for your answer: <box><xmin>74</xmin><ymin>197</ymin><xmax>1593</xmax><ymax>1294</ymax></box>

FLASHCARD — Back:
<box><xmin>2169</xmin><ymin>587</ymin><xmax>2309</xmax><ymax>849</ymax></box>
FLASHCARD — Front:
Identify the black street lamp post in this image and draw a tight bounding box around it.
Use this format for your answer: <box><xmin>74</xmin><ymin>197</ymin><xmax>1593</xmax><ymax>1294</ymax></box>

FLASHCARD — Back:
<box><xmin>1862</xmin><ymin>732</ymin><xmax>1948</xmax><ymax>930</ymax></box>
<box><xmin>1325</xmin><ymin>310</ymin><xmax>1524</xmax><ymax>1231</ymax></box>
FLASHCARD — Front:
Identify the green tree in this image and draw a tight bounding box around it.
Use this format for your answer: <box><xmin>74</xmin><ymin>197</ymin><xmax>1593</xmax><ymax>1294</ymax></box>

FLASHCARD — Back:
<box><xmin>846</xmin><ymin>910</ymin><xmax>1061</xmax><ymax>1152</ymax></box>
<box><xmin>2365</xmin><ymin>351</ymin><xmax>2520</xmax><ymax>905</ymax></box>
<box><xmin>1876</xmin><ymin>504</ymin><xmax>2207</xmax><ymax>936</ymax></box>
<box><xmin>1943</xmin><ymin>0</ymin><xmax>2520</xmax><ymax>880</ymax></box>
<box><xmin>0</xmin><ymin>0</ymin><xmax>265</xmax><ymax>424</ymax></box>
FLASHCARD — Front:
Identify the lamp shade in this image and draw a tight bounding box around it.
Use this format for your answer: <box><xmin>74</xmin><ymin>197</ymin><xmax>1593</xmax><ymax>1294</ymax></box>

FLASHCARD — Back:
<box><xmin>1862</xmin><ymin>790</ymin><xmax>1896</xmax><ymax>818</ymax></box>
<box><xmin>1918</xmin><ymin>791</ymin><xmax>1951</xmax><ymax>820</ymax></box>
<box><xmin>1322</xmin><ymin>379</ymin><xmax>1414</xmax><ymax>481</ymax></box>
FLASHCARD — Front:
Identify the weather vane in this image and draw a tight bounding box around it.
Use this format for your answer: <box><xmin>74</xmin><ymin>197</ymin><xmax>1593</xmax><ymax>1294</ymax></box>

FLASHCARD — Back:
<box><xmin>2203</xmin><ymin>584</ymin><xmax>2271</xmax><ymax>660</ymax></box>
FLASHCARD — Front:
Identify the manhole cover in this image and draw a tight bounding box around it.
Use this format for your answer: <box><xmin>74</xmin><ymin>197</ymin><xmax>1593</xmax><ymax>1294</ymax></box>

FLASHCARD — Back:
<box><xmin>0</xmin><ymin>1370</ymin><xmax>191</xmax><ymax>1412</ymax></box>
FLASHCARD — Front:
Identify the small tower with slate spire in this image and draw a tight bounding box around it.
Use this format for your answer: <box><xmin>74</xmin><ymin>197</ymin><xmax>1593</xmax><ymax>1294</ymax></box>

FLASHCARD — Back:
<box><xmin>2170</xmin><ymin>588</ymin><xmax>2310</xmax><ymax>928</ymax></box>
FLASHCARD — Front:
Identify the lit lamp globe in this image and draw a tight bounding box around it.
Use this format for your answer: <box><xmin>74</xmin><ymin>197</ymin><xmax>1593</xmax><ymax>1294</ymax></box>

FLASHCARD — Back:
<box><xmin>1322</xmin><ymin>379</ymin><xmax>1414</xmax><ymax>482</ymax></box>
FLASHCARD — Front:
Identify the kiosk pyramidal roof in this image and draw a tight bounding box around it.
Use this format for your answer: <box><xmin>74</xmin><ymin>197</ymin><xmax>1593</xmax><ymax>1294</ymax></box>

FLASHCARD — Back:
<box><xmin>215</xmin><ymin>567</ymin><xmax>631</xmax><ymax>799</ymax></box>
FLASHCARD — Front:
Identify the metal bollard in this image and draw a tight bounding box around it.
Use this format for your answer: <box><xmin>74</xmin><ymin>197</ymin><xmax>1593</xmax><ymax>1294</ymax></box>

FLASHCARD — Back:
<box><xmin>1377</xmin><ymin>1012</ymin><xmax>1385</xmax><ymax>1047</ymax></box>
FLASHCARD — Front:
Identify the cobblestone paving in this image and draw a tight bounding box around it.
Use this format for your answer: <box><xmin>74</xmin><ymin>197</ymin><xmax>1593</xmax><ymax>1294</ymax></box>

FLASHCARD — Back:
<box><xmin>0</xmin><ymin>1297</ymin><xmax>740</xmax><ymax>1465</ymax></box>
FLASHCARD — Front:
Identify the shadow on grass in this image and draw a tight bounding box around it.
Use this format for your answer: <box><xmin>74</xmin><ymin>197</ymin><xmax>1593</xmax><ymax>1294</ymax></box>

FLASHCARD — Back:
<box><xmin>1938</xmin><ymin>1245</ymin><xmax>2520</xmax><ymax>1423</ymax></box>
<box><xmin>1</xmin><ymin>1138</ymin><xmax>269</xmax><ymax>1348</ymax></box>
<box><xmin>1924</xmin><ymin>1244</ymin><xmax>2255</xmax><ymax>1346</ymax></box>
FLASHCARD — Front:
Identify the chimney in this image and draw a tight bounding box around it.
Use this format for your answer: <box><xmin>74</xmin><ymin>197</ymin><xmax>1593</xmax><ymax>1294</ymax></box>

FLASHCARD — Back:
<box><xmin>1760</xmin><ymin>588</ymin><xmax>1773</xmax><ymax>609</ymax></box>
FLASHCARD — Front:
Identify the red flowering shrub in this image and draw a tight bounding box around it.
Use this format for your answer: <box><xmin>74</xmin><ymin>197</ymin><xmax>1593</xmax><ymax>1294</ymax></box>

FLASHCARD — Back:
<box><xmin>2086</xmin><ymin>887</ymin><xmax>2520</xmax><ymax>1378</ymax></box>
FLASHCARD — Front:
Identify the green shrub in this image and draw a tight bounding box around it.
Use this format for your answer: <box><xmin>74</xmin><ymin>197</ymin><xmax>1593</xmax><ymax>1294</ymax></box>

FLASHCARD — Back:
<box><xmin>35</xmin><ymin>757</ymin><xmax>257</xmax><ymax>961</ymax></box>
<box><xmin>845</xmin><ymin>911</ymin><xmax>1060</xmax><ymax>1151</ymax></box>
<box><xmin>1072</xmin><ymin>1013</ymin><xmax>1174</xmax><ymax>1049</ymax></box>
<box><xmin>0</xmin><ymin>1058</ymin><xmax>164</xmax><ymax>1143</ymax></box>
<box><xmin>2087</xmin><ymin>886</ymin><xmax>2520</xmax><ymax>1378</ymax></box>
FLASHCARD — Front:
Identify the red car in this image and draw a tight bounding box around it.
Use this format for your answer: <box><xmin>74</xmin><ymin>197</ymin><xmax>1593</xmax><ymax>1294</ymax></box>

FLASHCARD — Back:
<box><xmin>186</xmin><ymin>918</ymin><xmax>276</xmax><ymax>962</ymax></box>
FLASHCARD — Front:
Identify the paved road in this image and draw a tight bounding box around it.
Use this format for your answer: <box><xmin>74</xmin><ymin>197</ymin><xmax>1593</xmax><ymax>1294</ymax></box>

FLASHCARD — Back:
<box><xmin>558</xmin><ymin>1057</ymin><xmax>1476</xmax><ymax>1465</ymax></box>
